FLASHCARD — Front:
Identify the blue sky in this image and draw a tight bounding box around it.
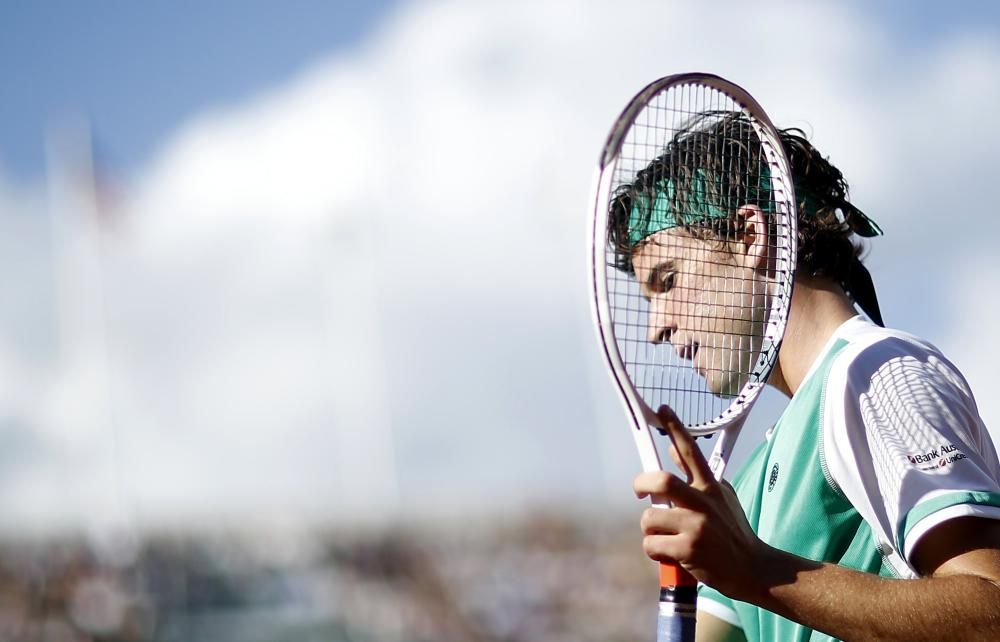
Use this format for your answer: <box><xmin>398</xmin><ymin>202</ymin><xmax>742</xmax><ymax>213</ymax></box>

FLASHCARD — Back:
<box><xmin>867</xmin><ymin>0</ymin><xmax>999</xmax><ymax>37</ymax></box>
<box><xmin>2</xmin><ymin>1</ymin><xmax>999</xmax><ymax>180</ymax></box>
<box><xmin>0</xmin><ymin>0</ymin><xmax>396</xmax><ymax>179</ymax></box>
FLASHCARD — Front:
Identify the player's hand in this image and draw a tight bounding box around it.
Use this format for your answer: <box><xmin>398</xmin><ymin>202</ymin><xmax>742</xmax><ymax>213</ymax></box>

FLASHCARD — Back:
<box><xmin>633</xmin><ymin>405</ymin><xmax>765</xmax><ymax>598</ymax></box>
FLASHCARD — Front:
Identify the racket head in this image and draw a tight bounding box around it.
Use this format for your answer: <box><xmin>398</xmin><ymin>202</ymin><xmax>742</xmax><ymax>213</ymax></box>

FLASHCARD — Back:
<box><xmin>589</xmin><ymin>74</ymin><xmax>796</xmax><ymax>467</ymax></box>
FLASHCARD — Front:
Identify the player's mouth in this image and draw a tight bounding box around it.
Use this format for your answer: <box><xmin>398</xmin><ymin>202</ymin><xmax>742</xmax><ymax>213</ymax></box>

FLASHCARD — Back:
<box><xmin>685</xmin><ymin>342</ymin><xmax>708</xmax><ymax>378</ymax></box>
<box><xmin>676</xmin><ymin>341</ymin><xmax>699</xmax><ymax>362</ymax></box>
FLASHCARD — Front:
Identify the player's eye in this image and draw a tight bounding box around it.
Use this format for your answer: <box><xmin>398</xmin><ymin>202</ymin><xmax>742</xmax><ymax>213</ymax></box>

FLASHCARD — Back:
<box><xmin>659</xmin><ymin>271</ymin><xmax>676</xmax><ymax>292</ymax></box>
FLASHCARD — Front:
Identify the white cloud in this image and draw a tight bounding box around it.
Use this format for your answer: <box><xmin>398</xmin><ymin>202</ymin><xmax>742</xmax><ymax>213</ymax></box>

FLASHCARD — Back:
<box><xmin>939</xmin><ymin>253</ymin><xmax>1000</xmax><ymax>432</ymax></box>
<box><xmin>0</xmin><ymin>0</ymin><xmax>999</xmax><ymax>527</ymax></box>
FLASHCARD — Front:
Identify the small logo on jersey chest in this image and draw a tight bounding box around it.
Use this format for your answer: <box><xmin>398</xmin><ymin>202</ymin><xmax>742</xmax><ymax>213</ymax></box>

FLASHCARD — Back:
<box><xmin>767</xmin><ymin>463</ymin><xmax>780</xmax><ymax>492</ymax></box>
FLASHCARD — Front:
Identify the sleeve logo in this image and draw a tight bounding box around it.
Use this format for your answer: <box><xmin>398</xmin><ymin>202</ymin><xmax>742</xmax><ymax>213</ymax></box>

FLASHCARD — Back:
<box><xmin>767</xmin><ymin>463</ymin><xmax>779</xmax><ymax>492</ymax></box>
<box><xmin>907</xmin><ymin>443</ymin><xmax>967</xmax><ymax>470</ymax></box>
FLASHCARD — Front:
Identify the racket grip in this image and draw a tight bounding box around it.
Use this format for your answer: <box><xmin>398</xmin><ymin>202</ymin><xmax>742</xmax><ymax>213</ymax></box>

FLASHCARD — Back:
<box><xmin>657</xmin><ymin>562</ymin><xmax>697</xmax><ymax>642</ymax></box>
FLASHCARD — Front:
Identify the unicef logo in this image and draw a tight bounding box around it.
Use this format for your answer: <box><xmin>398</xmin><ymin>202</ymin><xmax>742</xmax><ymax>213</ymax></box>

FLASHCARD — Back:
<box><xmin>768</xmin><ymin>463</ymin><xmax>779</xmax><ymax>492</ymax></box>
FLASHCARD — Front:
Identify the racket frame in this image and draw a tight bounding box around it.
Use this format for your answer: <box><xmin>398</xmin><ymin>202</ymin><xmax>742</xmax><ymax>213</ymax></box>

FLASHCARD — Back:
<box><xmin>589</xmin><ymin>72</ymin><xmax>797</xmax><ymax>478</ymax></box>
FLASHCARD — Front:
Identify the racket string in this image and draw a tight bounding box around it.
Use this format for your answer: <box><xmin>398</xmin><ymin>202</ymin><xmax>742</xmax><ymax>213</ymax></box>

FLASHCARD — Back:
<box><xmin>606</xmin><ymin>82</ymin><xmax>794</xmax><ymax>430</ymax></box>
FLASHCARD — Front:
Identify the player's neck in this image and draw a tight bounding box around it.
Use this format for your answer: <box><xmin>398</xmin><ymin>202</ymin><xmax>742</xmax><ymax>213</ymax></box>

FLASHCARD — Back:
<box><xmin>771</xmin><ymin>275</ymin><xmax>858</xmax><ymax>397</ymax></box>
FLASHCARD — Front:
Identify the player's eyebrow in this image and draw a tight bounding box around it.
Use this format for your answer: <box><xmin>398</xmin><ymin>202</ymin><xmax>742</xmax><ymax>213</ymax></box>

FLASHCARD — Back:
<box><xmin>642</xmin><ymin>258</ymin><xmax>676</xmax><ymax>298</ymax></box>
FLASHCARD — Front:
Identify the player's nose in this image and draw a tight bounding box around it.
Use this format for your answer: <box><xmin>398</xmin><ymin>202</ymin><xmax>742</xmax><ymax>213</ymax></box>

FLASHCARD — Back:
<box><xmin>647</xmin><ymin>305</ymin><xmax>677</xmax><ymax>344</ymax></box>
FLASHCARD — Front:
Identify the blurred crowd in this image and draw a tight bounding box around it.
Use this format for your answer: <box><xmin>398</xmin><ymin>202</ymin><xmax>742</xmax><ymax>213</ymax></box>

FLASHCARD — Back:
<box><xmin>0</xmin><ymin>512</ymin><xmax>655</xmax><ymax>641</ymax></box>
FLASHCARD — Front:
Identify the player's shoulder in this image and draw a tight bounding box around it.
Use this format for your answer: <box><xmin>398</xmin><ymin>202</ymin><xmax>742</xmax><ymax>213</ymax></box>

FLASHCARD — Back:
<box><xmin>820</xmin><ymin>317</ymin><xmax>986</xmax><ymax>473</ymax></box>
<box><xmin>828</xmin><ymin>316</ymin><xmax>975</xmax><ymax>405</ymax></box>
<box><xmin>834</xmin><ymin>316</ymin><xmax>936</xmax><ymax>357</ymax></box>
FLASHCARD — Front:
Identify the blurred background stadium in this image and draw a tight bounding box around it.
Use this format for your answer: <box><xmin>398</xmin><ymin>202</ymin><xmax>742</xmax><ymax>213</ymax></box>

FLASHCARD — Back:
<box><xmin>1</xmin><ymin>1</ymin><xmax>999</xmax><ymax>639</ymax></box>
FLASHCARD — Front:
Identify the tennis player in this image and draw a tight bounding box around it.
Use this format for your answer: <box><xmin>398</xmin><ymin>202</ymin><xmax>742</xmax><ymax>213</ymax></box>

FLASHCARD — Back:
<box><xmin>627</xmin><ymin>128</ymin><xmax>1000</xmax><ymax>640</ymax></box>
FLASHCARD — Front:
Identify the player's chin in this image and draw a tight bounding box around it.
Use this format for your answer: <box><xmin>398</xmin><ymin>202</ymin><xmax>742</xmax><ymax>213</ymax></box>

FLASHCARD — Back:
<box><xmin>706</xmin><ymin>370</ymin><xmax>742</xmax><ymax>399</ymax></box>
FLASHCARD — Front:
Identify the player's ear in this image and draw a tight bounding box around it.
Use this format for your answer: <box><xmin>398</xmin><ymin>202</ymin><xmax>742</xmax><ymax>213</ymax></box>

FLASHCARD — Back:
<box><xmin>736</xmin><ymin>205</ymin><xmax>769</xmax><ymax>271</ymax></box>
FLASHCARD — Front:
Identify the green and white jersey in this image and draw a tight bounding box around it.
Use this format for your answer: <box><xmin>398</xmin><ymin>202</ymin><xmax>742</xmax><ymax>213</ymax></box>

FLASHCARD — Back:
<box><xmin>698</xmin><ymin>316</ymin><xmax>1000</xmax><ymax>641</ymax></box>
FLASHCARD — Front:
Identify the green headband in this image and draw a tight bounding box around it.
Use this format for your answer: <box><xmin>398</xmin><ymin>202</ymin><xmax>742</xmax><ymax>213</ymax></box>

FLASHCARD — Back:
<box><xmin>626</xmin><ymin>170</ymin><xmax>882</xmax><ymax>245</ymax></box>
<box><xmin>626</xmin><ymin>169</ymin><xmax>736</xmax><ymax>245</ymax></box>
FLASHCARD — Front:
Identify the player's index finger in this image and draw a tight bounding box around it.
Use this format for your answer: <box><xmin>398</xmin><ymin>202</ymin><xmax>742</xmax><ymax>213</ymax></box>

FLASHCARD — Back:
<box><xmin>657</xmin><ymin>405</ymin><xmax>713</xmax><ymax>487</ymax></box>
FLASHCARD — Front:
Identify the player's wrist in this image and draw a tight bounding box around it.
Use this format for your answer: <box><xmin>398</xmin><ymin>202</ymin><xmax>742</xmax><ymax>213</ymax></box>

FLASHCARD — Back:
<box><xmin>722</xmin><ymin>541</ymin><xmax>797</xmax><ymax>607</ymax></box>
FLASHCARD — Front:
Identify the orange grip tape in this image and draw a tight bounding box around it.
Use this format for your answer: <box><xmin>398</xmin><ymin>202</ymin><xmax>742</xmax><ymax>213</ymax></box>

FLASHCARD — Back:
<box><xmin>660</xmin><ymin>562</ymin><xmax>697</xmax><ymax>588</ymax></box>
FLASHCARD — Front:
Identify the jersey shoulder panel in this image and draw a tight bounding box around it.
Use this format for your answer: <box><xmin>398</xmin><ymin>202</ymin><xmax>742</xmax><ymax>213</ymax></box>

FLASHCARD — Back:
<box><xmin>821</xmin><ymin>320</ymin><xmax>1000</xmax><ymax>571</ymax></box>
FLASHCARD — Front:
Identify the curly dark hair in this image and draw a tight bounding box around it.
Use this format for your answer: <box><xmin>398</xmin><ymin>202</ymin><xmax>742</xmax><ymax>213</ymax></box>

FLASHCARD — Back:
<box><xmin>781</xmin><ymin>128</ymin><xmax>877</xmax><ymax>282</ymax></box>
<box><xmin>608</xmin><ymin>112</ymin><xmax>883</xmax><ymax>323</ymax></box>
<box><xmin>608</xmin><ymin>111</ymin><xmax>772</xmax><ymax>273</ymax></box>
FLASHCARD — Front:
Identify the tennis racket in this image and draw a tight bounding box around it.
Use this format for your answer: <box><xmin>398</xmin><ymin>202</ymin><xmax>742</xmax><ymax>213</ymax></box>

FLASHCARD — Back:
<box><xmin>588</xmin><ymin>73</ymin><xmax>797</xmax><ymax>641</ymax></box>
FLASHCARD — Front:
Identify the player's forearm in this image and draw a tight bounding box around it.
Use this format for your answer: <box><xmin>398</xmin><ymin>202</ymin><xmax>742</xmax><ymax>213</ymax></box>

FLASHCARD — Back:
<box><xmin>734</xmin><ymin>544</ymin><xmax>1000</xmax><ymax>641</ymax></box>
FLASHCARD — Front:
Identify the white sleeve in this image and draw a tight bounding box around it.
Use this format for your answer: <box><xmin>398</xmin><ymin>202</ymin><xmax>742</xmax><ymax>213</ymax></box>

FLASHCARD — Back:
<box><xmin>697</xmin><ymin>583</ymin><xmax>742</xmax><ymax>629</ymax></box>
<box><xmin>823</xmin><ymin>336</ymin><xmax>1000</xmax><ymax>575</ymax></box>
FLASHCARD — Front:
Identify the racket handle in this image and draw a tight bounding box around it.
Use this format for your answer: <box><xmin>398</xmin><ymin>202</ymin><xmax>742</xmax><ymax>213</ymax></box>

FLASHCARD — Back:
<box><xmin>657</xmin><ymin>562</ymin><xmax>697</xmax><ymax>642</ymax></box>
